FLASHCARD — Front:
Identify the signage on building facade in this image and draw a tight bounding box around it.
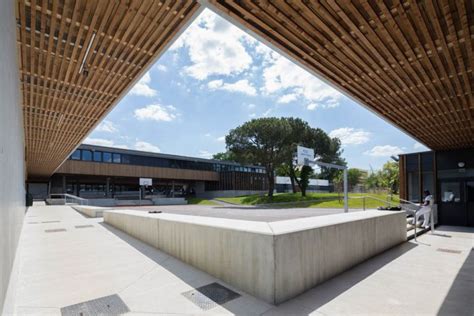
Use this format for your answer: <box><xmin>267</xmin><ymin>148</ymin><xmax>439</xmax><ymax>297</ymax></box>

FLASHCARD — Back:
<box><xmin>139</xmin><ymin>178</ymin><xmax>153</xmax><ymax>186</ymax></box>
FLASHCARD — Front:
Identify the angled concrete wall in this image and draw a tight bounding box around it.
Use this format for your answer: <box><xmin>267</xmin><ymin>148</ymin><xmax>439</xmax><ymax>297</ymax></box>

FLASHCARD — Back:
<box><xmin>0</xmin><ymin>0</ymin><xmax>26</xmax><ymax>312</ymax></box>
<box><xmin>104</xmin><ymin>210</ymin><xmax>406</xmax><ymax>304</ymax></box>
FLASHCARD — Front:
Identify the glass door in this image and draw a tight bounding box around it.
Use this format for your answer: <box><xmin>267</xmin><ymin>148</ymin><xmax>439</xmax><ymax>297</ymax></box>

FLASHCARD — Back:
<box><xmin>439</xmin><ymin>181</ymin><xmax>466</xmax><ymax>226</ymax></box>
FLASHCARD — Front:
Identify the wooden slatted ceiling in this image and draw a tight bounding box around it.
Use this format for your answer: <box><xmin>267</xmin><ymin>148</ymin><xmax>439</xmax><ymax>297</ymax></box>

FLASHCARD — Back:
<box><xmin>208</xmin><ymin>0</ymin><xmax>473</xmax><ymax>150</ymax></box>
<box><xmin>17</xmin><ymin>0</ymin><xmax>201</xmax><ymax>177</ymax></box>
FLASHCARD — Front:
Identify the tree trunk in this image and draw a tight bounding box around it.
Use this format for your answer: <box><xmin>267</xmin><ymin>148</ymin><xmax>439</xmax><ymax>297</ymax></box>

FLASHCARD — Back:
<box><xmin>267</xmin><ymin>168</ymin><xmax>274</xmax><ymax>197</ymax></box>
<box><xmin>289</xmin><ymin>174</ymin><xmax>297</xmax><ymax>193</ymax></box>
<box><xmin>290</xmin><ymin>166</ymin><xmax>301</xmax><ymax>193</ymax></box>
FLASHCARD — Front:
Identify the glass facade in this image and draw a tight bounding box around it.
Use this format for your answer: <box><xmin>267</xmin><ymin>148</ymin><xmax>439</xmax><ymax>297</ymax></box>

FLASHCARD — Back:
<box><xmin>404</xmin><ymin>152</ymin><xmax>436</xmax><ymax>202</ymax></box>
<box><xmin>93</xmin><ymin>151</ymin><xmax>102</xmax><ymax>162</ymax></box>
<box><xmin>69</xmin><ymin>148</ymin><xmax>265</xmax><ymax>174</ymax></box>
<box><xmin>81</xmin><ymin>150</ymin><xmax>92</xmax><ymax>161</ymax></box>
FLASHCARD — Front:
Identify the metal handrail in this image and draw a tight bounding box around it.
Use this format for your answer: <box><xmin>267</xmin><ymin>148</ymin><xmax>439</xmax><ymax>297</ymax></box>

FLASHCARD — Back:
<box><xmin>349</xmin><ymin>195</ymin><xmax>399</xmax><ymax>210</ymax></box>
<box><xmin>49</xmin><ymin>193</ymin><xmax>89</xmax><ymax>205</ymax></box>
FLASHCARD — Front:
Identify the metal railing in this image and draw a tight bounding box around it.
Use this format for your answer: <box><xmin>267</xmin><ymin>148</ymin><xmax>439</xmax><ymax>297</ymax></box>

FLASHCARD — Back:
<box><xmin>355</xmin><ymin>195</ymin><xmax>433</xmax><ymax>242</ymax></box>
<box><xmin>350</xmin><ymin>195</ymin><xmax>400</xmax><ymax>210</ymax></box>
<box><xmin>48</xmin><ymin>193</ymin><xmax>89</xmax><ymax>205</ymax></box>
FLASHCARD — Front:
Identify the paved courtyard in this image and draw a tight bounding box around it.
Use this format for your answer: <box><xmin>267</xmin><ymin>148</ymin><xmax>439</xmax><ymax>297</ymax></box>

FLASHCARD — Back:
<box><xmin>4</xmin><ymin>204</ymin><xmax>473</xmax><ymax>315</ymax></box>
<box><xmin>119</xmin><ymin>204</ymin><xmax>364</xmax><ymax>222</ymax></box>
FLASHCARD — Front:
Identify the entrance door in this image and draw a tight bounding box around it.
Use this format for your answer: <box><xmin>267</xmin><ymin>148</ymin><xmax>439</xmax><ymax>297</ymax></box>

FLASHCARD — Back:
<box><xmin>439</xmin><ymin>181</ymin><xmax>466</xmax><ymax>226</ymax></box>
<box><xmin>466</xmin><ymin>181</ymin><xmax>474</xmax><ymax>227</ymax></box>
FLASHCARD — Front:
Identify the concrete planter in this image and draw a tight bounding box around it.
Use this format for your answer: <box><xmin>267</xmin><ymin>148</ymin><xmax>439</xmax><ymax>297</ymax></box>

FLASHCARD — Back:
<box><xmin>104</xmin><ymin>210</ymin><xmax>406</xmax><ymax>304</ymax></box>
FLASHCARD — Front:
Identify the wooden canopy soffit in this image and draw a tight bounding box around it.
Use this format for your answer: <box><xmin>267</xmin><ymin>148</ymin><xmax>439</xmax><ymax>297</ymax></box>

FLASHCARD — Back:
<box><xmin>208</xmin><ymin>0</ymin><xmax>473</xmax><ymax>150</ymax></box>
<box><xmin>17</xmin><ymin>0</ymin><xmax>201</xmax><ymax>177</ymax></box>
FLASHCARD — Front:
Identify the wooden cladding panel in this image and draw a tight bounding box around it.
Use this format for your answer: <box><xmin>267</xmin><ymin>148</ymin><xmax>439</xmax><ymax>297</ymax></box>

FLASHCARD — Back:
<box><xmin>17</xmin><ymin>0</ymin><xmax>201</xmax><ymax>177</ymax></box>
<box><xmin>56</xmin><ymin>160</ymin><xmax>219</xmax><ymax>181</ymax></box>
<box><xmin>209</xmin><ymin>0</ymin><xmax>473</xmax><ymax>150</ymax></box>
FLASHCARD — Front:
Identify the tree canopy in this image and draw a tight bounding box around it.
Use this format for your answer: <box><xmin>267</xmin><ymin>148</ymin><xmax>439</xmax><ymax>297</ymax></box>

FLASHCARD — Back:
<box><xmin>225</xmin><ymin>117</ymin><xmax>345</xmax><ymax>197</ymax></box>
<box><xmin>225</xmin><ymin>117</ymin><xmax>291</xmax><ymax>196</ymax></box>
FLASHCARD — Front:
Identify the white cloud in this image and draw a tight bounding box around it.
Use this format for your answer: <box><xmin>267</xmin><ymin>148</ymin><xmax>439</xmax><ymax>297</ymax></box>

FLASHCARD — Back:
<box><xmin>413</xmin><ymin>142</ymin><xmax>427</xmax><ymax>150</ymax></box>
<box><xmin>277</xmin><ymin>93</ymin><xmax>298</xmax><ymax>104</ymax></box>
<box><xmin>216</xmin><ymin>136</ymin><xmax>225</xmax><ymax>142</ymax></box>
<box><xmin>95</xmin><ymin>120</ymin><xmax>118</xmax><ymax>133</ymax></box>
<box><xmin>129</xmin><ymin>72</ymin><xmax>157</xmax><ymax>97</ymax></box>
<box><xmin>260</xmin><ymin>54</ymin><xmax>342</xmax><ymax>107</ymax></box>
<box><xmin>249</xmin><ymin>113</ymin><xmax>256</xmax><ymax>118</ymax></box>
<box><xmin>171</xmin><ymin>9</ymin><xmax>254</xmax><ymax>80</ymax></box>
<box><xmin>204</xmin><ymin>133</ymin><xmax>211</xmax><ymax>137</ymax></box>
<box><xmin>198</xmin><ymin>150</ymin><xmax>213</xmax><ymax>159</ymax></box>
<box><xmin>364</xmin><ymin>145</ymin><xmax>404</xmax><ymax>157</ymax></box>
<box><xmin>306</xmin><ymin>101</ymin><xmax>339</xmax><ymax>110</ymax></box>
<box><xmin>156</xmin><ymin>64</ymin><xmax>167</xmax><ymax>72</ymax></box>
<box><xmin>246</xmin><ymin>103</ymin><xmax>256</xmax><ymax>109</ymax></box>
<box><xmin>207</xmin><ymin>79</ymin><xmax>257</xmax><ymax>96</ymax></box>
<box><xmin>262</xmin><ymin>108</ymin><xmax>272</xmax><ymax>117</ymax></box>
<box><xmin>134</xmin><ymin>141</ymin><xmax>160</xmax><ymax>153</ymax></box>
<box><xmin>134</xmin><ymin>104</ymin><xmax>178</xmax><ymax>122</ymax></box>
<box><xmin>329</xmin><ymin>128</ymin><xmax>371</xmax><ymax>146</ymax></box>
<box><xmin>306</xmin><ymin>103</ymin><xmax>318</xmax><ymax>110</ymax></box>
<box><xmin>83</xmin><ymin>137</ymin><xmax>128</xmax><ymax>149</ymax></box>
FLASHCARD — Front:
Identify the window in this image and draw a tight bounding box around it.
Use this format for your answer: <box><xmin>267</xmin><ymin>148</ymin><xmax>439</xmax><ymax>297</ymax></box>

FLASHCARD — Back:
<box><xmin>82</xmin><ymin>150</ymin><xmax>92</xmax><ymax>161</ymax></box>
<box><xmin>103</xmin><ymin>152</ymin><xmax>112</xmax><ymax>163</ymax></box>
<box><xmin>422</xmin><ymin>172</ymin><xmax>434</xmax><ymax>198</ymax></box>
<box><xmin>71</xmin><ymin>150</ymin><xmax>81</xmax><ymax>160</ymax></box>
<box><xmin>121</xmin><ymin>154</ymin><xmax>130</xmax><ymax>164</ymax></box>
<box><xmin>93</xmin><ymin>151</ymin><xmax>102</xmax><ymax>162</ymax></box>
<box><xmin>112</xmin><ymin>153</ymin><xmax>121</xmax><ymax>163</ymax></box>
<box><xmin>408</xmin><ymin>171</ymin><xmax>420</xmax><ymax>202</ymax></box>
<box><xmin>441</xmin><ymin>182</ymin><xmax>461</xmax><ymax>202</ymax></box>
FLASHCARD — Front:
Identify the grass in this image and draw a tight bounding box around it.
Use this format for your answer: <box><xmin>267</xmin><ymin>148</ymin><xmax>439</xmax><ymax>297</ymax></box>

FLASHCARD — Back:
<box><xmin>216</xmin><ymin>192</ymin><xmax>400</xmax><ymax>209</ymax></box>
<box><xmin>186</xmin><ymin>197</ymin><xmax>219</xmax><ymax>205</ymax></box>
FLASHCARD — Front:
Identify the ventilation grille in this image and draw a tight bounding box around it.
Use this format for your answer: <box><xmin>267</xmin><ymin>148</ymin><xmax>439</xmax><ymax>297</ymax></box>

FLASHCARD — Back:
<box><xmin>182</xmin><ymin>282</ymin><xmax>240</xmax><ymax>310</ymax></box>
<box><xmin>60</xmin><ymin>294</ymin><xmax>129</xmax><ymax>316</ymax></box>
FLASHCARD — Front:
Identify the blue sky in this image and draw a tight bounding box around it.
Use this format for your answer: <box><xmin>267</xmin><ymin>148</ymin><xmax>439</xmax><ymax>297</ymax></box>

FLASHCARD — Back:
<box><xmin>85</xmin><ymin>9</ymin><xmax>428</xmax><ymax>171</ymax></box>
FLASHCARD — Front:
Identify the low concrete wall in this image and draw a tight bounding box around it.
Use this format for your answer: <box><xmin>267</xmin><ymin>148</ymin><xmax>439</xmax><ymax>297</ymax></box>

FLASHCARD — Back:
<box><xmin>87</xmin><ymin>199</ymin><xmax>116</xmax><ymax>207</ymax></box>
<box><xmin>152</xmin><ymin>197</ymin><xmax>187</xmax><ymax>205</ymax></box>
<box><xmin>115</xmin><ymin>200</ymin><xmax>153</xmax><ymax>206</ymax></box>
<box><xmin>71</xmin><ymin>206</ymin><xmax>109</xmax><ymax>218</ymax></box>
<box><xmin>198</xmin><ymin>190</ymin><xmax>266</xmax><ymax>199</ymax></box>
<box><xmin>104</xmin><ymin>210</ymin><xmax>406</xmax><ymax>304</ymax></box>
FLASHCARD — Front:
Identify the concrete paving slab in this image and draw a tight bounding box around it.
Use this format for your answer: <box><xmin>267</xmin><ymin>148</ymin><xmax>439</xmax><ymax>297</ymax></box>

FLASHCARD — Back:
<box><xmin>6</xmin><ymin>205</ymin><xmax>474</xmax><ymax>315</ymax></box>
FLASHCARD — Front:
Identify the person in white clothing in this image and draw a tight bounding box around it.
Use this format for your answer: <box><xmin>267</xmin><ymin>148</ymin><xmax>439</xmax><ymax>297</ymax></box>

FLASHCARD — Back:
<box><xmin>417</xmin><ymin>190</ymin><xmax>433</xmax><ymax>228</ymax></box>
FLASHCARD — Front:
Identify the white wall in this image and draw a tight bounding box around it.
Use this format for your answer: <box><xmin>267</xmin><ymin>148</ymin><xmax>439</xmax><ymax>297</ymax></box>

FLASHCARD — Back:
<box><xmin>0</xmin><ymin>0</ymin><xmax>26</xmax><ymax>311</ymax></box>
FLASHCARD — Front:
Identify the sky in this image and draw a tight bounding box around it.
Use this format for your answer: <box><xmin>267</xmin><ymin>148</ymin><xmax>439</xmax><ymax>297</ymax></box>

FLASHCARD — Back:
<box><xmin>84</xmin><ymin>9</ymin><xmax>428</xmax><ymax>171</ymax></box>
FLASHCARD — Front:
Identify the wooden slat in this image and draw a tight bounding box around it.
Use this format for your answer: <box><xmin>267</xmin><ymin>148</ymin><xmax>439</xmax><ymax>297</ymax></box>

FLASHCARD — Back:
<box><xmin>208</xmin><ymin>0</ymin><xmax>473</xmax><ymax>150</ymax></box>
<box><xmin>18</xmin><ymin>0</ymin><xmax>201</xmax><ymax>177</ymax></box>
<box><xmin>56</xmin><ymin>160</ymin><xmax>220</xmax><ymax>181</ymax></box>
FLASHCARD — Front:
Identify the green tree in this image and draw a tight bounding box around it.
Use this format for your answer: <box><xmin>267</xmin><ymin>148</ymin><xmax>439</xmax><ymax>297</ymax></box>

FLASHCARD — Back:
<box><xmin>279</xmin><ymin>118</ymin><xmax>345</xmax><ymax>193</ymax></box>
<box><xmin>226</xmin><ymin>118</ymin><xmax>291</xmax><ymax>197</ymax></box>
<box><xmin>365</xmin><ymin>162</ymin><xmax>399</xmax><ymax>194</ymax></box>
<box><xmin>347</xmin><ymin>168</ymin><xmax>363</xmax><ymax>190</ymax></box>
<box><xmin>318</xmin><ymin>137</ymin><xmax>346</xmax><ymax>181</ymax></box>
<box><xmin>380</xmin><ymin>161</ymin><xmax>399</xmax><ymax>194</ymax></box>
<box><xmin>299</xmin><ymin>165</ymin><xmax>313</xmax><ymax>197</ymax></box>
<box><xmin>212</xmin><ymin>151</ymin><xmax>236</xmax><ymax>162</ymax></box>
